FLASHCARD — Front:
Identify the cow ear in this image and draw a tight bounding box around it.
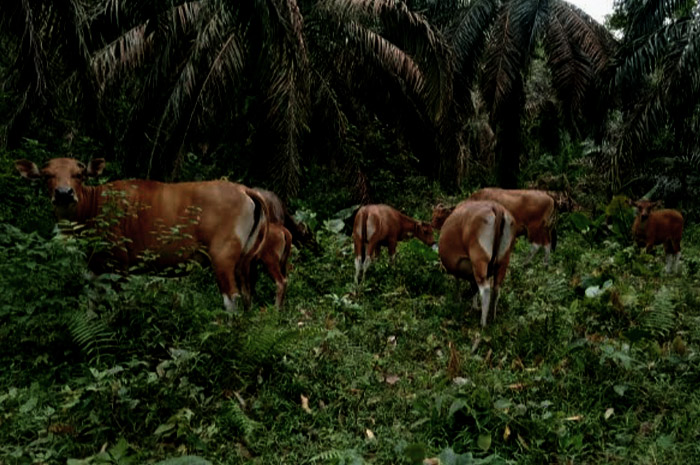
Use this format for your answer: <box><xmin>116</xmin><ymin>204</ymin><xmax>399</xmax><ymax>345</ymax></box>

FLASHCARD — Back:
<box><xmin>86</xmin><ymin>158</ymin><xmax>106</xmax><ymax>176</ymax></box>
<box><xmin>15</xmin><ymin>159</ymin><xmax>41</xmax><ymax>179</ymax></box>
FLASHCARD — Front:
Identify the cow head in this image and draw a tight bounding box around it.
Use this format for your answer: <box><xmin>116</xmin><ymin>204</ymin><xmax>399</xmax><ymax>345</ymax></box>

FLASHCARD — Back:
<box><xmin>414</xmin><ymin>222</ymin><xmax>435</xmax><ymax>247</ymax></box>
<box><xmin>632</xmin><ymin>199</ymin><xmax>662</xmax><ymax>222</ymax></box>
<box><xmin>431</xmin><ymin>203</ymin><xmax>454</xmax><ymax>230</ymax></box>
<box><xmin>15</xmin><ymin>157</ymin><xmax>105</xmax><ymax>217</ymax></box>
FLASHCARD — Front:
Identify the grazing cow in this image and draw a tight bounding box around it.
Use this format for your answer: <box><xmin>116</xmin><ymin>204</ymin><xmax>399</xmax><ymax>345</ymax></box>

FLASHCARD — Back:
<box><xmin>15</xmin><ymin>157</ymin><xmax>268</xmax><ymax>312</ymax></box>
<box><xmin>239</xmin><ymin>188</ymin><xmax>296</xmax><ymax>308</ymax></box>
<box><xmin>467</xmin><ymin>188</ymin><xmax>556</xmax><ymax>264</ymax></box>
<box><xmin>436</xmin><ymin>200</ymin><xmax>516</xmax><ymax>327</ymax></box>
<box><xmin>244</xmin><ymin>222</ymin><xmax>292</xmax><ymax>308</ymax></box>
<box><xmin>352</xmin><ymin>204</ymin><xmax>435</xmax><ymax>284</ymax></box>
<box><xmin>630</xmin><ymin>199</ymin><xmax>684</xmax><ymax>273</ymax></box>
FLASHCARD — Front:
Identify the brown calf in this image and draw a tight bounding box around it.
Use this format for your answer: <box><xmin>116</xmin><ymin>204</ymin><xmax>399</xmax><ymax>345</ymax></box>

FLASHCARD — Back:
<box><xmin>467</xmin><ymin>188</ymin><xmax>556</xmax><ymax>264</ymax></box>
<box><xmin>238</xmin><ymin>188</ymin><xmax>296</xmax><ymax>308</ymax></box>
<box><xmin>436</xmin><ymin>200</ymin><xmax>516</xmax><ymax>327</ymax></box>
<box><xmin>631</xmin><ymin>199</ymin><xmax>684</xmax><ymax>273</ymax></box>
<box><xmin>244</xmin><ymin>222</ymin><xmax>292</xmax><ymax>308</ymax></box>
<box><xmin>16</xmin><ymin>157</ymin><xmax>268</xmax><ymax>312</ymax></box>
<box><xmin>352</xmin><ymin>204</ymin><xmax>435</xmax><ymax>284</ymax></box>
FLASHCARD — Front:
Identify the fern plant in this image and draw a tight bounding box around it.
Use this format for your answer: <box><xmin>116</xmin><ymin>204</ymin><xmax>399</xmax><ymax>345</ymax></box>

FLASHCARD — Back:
<box><xmin>66</xmin><ymin>310</ymin><xmax>116</xmax><ymax>363</ymax></box>
<box><xmin>638</xmin><ymin>286</ymin><xmax>676</xmax><ymax>339</ymax></box>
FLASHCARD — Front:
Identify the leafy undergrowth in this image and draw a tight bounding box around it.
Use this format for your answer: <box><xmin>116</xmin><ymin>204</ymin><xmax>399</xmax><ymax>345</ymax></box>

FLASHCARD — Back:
<box><xmin>1</xmin><ymin>218</ymin><xmax>699</xmax><ymax>465</ymax></box>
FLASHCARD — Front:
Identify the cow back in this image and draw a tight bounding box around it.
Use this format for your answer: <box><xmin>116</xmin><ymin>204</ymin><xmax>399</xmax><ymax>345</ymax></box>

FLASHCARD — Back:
<box><xmin>469</xmin><ymin>188</ymin><xmax>554</xmax><ymax>228</ymax></box>
<box><xmin>87</xmin><ymin>180</ymin><xmax>259</xmax><ymax>269</ymax></box>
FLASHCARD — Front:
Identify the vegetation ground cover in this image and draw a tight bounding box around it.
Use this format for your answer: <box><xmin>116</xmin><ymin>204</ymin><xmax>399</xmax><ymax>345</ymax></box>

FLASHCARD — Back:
<box><xmin>2</xmin><ymin>181</ymin><xmax>699</xmax><ymax>464</ymax></box>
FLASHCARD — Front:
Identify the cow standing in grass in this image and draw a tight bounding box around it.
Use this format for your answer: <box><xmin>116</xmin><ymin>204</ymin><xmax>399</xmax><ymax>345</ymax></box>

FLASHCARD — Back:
<box><xmin>16</xmin><ymin>157</ymin><xmax>268</xmax><ymax>312</ymax></box>
<box><xmin>435</xmin><ymin>200</ymin><xmax>516</xmax><ymax>327</ymax></box>
<box><xmin>467</xmin><ymin>188</ymin><xmax>556</xmax><ymax>264</ymax></box>
<box><xmin>630</xmin><ymin>199</ymin><xmax>684</xmax><ymax>274</ymax></box>
<box><xmin>241</xmin><ymin>188</ymin><xmax>295</xmax><ymax>308</ymax></box>
<box><xmin>352</xmin><ymin>204</ymin><xmax>434</xmax><ymax>284</ymax></box>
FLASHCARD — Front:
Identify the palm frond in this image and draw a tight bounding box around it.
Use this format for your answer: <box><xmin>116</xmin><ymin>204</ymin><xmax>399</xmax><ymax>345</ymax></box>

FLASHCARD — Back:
<box><xmin>481</xmin><ymin>5</ymin><xmax>525</xmax><ymax>119</ymax></box>
<box><xmin>623</xmin><ymin>0</ymin><xmax>690</xmax><ymax>41</ymax></box>
<box><xmin>544</xmin><ymin>7</ymin><xmax>594</xmax><ymax>117</ymax></box>
<box><xmin>322</xmin><ymin>0</ymin><xmax>452</xmax><ymax>122</ymax></box>
<box><xmin>450</xmin><ymin>0</ymin><xmax>499</xmax><ymax>112</ymax></box>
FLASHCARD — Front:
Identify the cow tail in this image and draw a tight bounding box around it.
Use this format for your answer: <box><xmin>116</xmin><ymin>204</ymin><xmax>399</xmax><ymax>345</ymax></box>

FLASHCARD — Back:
<box><xmin>487</xmin><ymin>207</ymin><xmax>505</xmax><ymax>278</ymax></box>
<box><xmin>242</xmin><ymin>188</ymin><xmax>268</xmax><ymax>258</ymax></box>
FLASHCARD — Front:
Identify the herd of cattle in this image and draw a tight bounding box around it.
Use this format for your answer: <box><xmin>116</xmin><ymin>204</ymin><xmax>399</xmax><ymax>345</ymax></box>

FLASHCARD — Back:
<box><xmin>16</xmin><ymin>157</ymin><xmax>685</xmax><ymax>327</ymax></box>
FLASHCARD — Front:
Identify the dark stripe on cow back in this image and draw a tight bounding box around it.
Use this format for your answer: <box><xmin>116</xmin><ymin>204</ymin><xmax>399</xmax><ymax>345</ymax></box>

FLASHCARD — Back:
<box><xmin>243</xmin><ymin>188</ymin><xmax>267</xmax><ymax>255</ymax></box>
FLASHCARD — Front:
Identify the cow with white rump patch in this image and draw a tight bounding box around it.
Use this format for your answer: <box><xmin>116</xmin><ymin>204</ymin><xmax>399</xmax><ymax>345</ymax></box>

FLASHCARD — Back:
<box><xmin>352</xmin><ymin>204</ymin><xmax>435</xmax><ymax>285</ymax></box>
<box><xmin>435</xmin><ymin>200</ymin><xmax>516</xmax><ymax>327</ymax></box>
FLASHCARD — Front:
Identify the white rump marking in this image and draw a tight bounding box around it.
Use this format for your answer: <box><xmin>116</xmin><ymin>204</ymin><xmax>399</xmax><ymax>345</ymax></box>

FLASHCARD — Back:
<box><xmin>366</xmin><ymin>215</ymin><xmax>378</xmax><ymax>242</ymax></box>
<box><xmin>237</xmin><ymin>196</ymin><xmax>257</xmax><ymax>254</ymax></box>
<box><xmin>477</xmin><ymin>214</ymin><xmax>496</xmax><ymax>258</ymax></box>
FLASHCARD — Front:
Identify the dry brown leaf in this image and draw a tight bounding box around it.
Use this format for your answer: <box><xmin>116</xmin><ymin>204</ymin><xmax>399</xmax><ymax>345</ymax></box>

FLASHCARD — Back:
<box><xmin>508</xmin><ymin>383</ymin><xmax>526</xmax><ymax>390</ymax></box>
<box><xmin>503</xmin><ymin>424</ymin><xmax>511</xmax><ymax>440</ymax></box>
<box><xmin>565</xmin><ymin>415</ymin><xmax>583</xmax><ymax>421</ymax></box>
<box><xmin>604</xmin><ymin>408</ymin><xmax>614</xmax><ymax>420</ymax></box>
<box><xmin>300</xmin><ymin>394</ymin><xmax>312</xmax><ymax>413</ymax></box>
<box><xmin>365</xmin><ymin>429</ymin><xmax>375</xmax><ymax>440</ymax></box>
<box><xmin>423</xmin><ymin>459</ymin><xmax>440</xmax><ymax>465</ymax></box>
<box><xmin>385</xmin><ymin>374</ymin><xmax>400</xmax><ymax>385</ymax></box>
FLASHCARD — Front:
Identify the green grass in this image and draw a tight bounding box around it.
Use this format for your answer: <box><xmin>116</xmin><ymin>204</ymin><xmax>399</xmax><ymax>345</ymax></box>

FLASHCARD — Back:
<box><xmin>1</xmin><ymin>219</ymin><xmax>699</xmax><ymax>465</ymax></box>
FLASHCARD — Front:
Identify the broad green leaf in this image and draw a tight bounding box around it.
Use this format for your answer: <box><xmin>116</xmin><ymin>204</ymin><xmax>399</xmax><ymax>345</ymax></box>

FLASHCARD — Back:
<box><xmin>477</xmin><ymin>433</ymin><xmax>492</xmax><ymax>452</ymax></box>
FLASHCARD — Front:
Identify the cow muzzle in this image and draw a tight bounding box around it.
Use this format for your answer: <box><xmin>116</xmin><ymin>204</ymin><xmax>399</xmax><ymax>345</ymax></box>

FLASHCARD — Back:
<box><xmin>53</xmin><ymin>186</ymin><xmax>77</xmax><ymax>206</ymax></box>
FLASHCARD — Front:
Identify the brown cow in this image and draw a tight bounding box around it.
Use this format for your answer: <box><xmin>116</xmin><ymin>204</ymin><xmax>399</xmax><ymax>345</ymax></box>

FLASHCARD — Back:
<box><xmin>630</xmin><ymin>199</ymin><xmax>684</xmax><ymax>274</ymax></box>
<box><xmin>352</xmin><ymin>204</ymin><xmax>435</xmax><ymax>284</ymax></box>
<box><xmin>239</xmin><ymin>187</ymin><xmax>296</xmax><ymax>308</ymax></box>
<box><xmin>436</xmin><ymin>200</ymin><xmax>516</xmax><ymax>327</ymax></box>
<box><xmin>15</xmin><ymin>157</ymin><xmax>268</xmax><ymax>312</ymax></box>
<box><xmin>243</xmin><ymin>222</ymin><xmax>292</xmax><ymax>309</ymax></box>
<box><xmin>467</xmin><ymin>188</ymin><xmax>556</xmax><ymax>264</ymax></box>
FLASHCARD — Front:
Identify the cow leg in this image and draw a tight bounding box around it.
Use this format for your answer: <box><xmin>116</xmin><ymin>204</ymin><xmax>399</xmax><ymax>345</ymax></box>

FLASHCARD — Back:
<box><xmin>387</xmin><ymin>240</ymin><xmax>398</xmax><ymax>265</ymax></box>
<box><xmin>674</xmin><ymin>252</ymin><xmax>682</xmax><ymax>274</ymax></box>
<box><xmin>665</xmin><ymin>253</ymin><xmax>674</xmax><ymax>273</ymax></box>
<box><xmin>235</xmin><ymin>256</ymin><xmax>255</xmax><ymax>310</ymax></box>
<box><xmin>361</xmin><ymin>241</ymin><xmax>377</xmax><ymax>282</ymax></box>
<box><xmin>354</xmin><ymin>255</ymin><xmax>363</xmax><ymax>284</ymax></box>
<box><xmin>472</xmin><ymin>259</ymin><xmax>491</xmax><ymax>327</ymax></box>
<box><xmin>353</xmin><ymin>235</ymin><xmax>364</xmax><ymax>285</ymax></box>
<box><xmin>543</xmin><ymin>243</ymin><xmax>552</xmax><ymax>265</ymax></box>
<box><xmin>262</xmin><ymin>251</ymin><xmax>286</xmax><ymax>309</ymax></box>
<box><xmin>477</xmin><ymin>280</ymin><xmax>493</xmax><ymax>328</ymax></box>
<box><xmin>524</xmin><ymin>243</ymin><xmax>541</xmax><ymax>265</ymax></box>
<box><xmin>211</xmin><ymin>244</ymin><xmax>243</xmax><ymax>313</ymax></box>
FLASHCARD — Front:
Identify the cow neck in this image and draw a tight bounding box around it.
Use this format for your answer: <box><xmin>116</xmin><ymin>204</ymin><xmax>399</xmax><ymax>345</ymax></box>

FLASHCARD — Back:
<box><xmin>397</xmin><ymin>213</ymin><xmax>417</xmax><ymax>236</ymax></box>
<box><xmin>74</xmin><ymin>184</ymin><xmax>105</xmax><ymax>223</ymax></box>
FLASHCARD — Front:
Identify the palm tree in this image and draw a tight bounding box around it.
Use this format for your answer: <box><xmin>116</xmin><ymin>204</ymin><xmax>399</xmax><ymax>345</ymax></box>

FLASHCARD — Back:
<box><xmin>442</xmin><ymin>0</ymin><xmax>617</xmax><ymax>186</ymax></box>
<box><xmin>83</xmin><ymin>0</ymin><xmax>455</xmax><ymax>199</ymax></box>
<box><xmin>0</xmin><ymin>1</ymin><xmax>102</xmax><ymax>149</ymax></box>
<box><xmin>607</xmin><ymin>0</ymin><xmax>700</xmax><ymax>191</ymax></box>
